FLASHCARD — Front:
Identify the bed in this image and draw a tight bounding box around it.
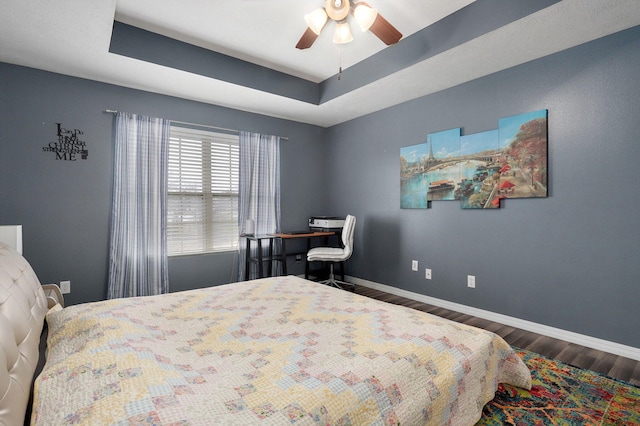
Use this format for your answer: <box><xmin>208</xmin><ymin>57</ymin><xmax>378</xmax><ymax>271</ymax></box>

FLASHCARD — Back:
<box><xmin>0</xmin><ymin>242</ymin><xmax>531</xmax><ymax>425</ymax></box>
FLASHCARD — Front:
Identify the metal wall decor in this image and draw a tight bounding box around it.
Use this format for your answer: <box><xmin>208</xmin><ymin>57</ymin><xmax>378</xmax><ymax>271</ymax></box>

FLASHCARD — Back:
<box><xmin>42</xmin><ymin>123</ymin><xmax>89</xmax><ymax>161</ymax></box>
<box><xmin>400</xmin><ymin>109</ymin><xmax>548</xmax><ymax>209</ymax></box>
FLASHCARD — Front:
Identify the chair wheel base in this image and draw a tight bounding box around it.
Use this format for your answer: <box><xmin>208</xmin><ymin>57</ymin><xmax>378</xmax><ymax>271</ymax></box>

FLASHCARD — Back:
<box><xmin>318</xmin><ymin>278</ymin><xmax>355</xmax><ymax>291</ymax></box>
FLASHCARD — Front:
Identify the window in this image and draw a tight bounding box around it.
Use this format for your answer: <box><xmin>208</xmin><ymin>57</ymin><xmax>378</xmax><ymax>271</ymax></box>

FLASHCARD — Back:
<box><xmin>167</xmin><ymin>126</ymin><xmax>239</xmax><ymax>255</ymax></box>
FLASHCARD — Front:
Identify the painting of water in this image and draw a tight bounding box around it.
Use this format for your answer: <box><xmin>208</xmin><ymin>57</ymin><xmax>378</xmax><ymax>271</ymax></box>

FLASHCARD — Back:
<box><xmin>400</xmin><ymin>109</ymin><xmax>548</xmax><ymax>209</ymax></box>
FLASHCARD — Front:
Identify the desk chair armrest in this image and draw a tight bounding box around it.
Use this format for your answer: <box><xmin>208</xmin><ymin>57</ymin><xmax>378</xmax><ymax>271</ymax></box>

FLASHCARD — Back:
<box><xmin>42</xmin><ymin>284</ymin><xmax>64</xmax><ymax>308</ymax></box>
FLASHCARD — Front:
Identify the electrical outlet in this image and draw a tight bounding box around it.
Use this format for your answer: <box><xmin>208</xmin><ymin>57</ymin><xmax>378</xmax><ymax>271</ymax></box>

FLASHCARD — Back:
<box><xmin>467</xmin><ymin>275</ymin><xmax>475</xmax><ymax>288</ymax></box>
<box><xmin>425</xmin><ymin>268</ymin><xmax>432</xmax><ymax>279</ymax></box>
<box><xmin>295</xmin><ymin>254</ymin><xmax>302</xmax><ymax>263</ymax></box>
<box><xmin>411</xmin><ymin>260</ymin><xmax>418</xmax><ymax>271</ymax></box>
<box><xmin>60</xmin><ymin>280</ymin><xmax>71</xmax><ymax>294</ymax></box>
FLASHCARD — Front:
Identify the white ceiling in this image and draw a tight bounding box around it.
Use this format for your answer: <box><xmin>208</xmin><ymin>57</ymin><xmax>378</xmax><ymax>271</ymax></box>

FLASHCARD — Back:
<box><xmin>116</xmin><ymin>0</ymin><xmax>477</xmax><ymax>83</ymax></box>
<box><xmin>1</xmin><ymin>0</ymin><xmax>640</xmax><ymax>127</ymax></box>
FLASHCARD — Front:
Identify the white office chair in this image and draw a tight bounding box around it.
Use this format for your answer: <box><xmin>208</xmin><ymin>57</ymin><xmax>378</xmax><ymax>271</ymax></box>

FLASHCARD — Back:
<box><xmin>306</xmin><ymin>215</ymin><xmax>356</xmax><ymax>290</ymax></box>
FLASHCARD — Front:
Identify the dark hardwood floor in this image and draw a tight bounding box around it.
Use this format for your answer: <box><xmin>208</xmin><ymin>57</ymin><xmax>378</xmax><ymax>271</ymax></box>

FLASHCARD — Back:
<box><xmin>353</xmin><ymin>285</ymin><xmax>640</xmax><ymax>387</ymax></box>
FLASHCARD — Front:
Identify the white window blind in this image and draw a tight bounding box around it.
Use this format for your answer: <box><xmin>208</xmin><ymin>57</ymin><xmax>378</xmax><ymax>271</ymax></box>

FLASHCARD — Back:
<box><xmin>167</xmin><ymin>126</ymin><xmax>239</xmax><ymax>256</ymax></box>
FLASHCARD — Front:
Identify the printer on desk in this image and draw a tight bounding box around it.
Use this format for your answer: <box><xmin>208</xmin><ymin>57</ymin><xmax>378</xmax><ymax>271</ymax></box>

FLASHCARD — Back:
<box><xmin>309</xmin><ymin>216</ymin><xmax>345</xmax><ymax>231</ymax></box>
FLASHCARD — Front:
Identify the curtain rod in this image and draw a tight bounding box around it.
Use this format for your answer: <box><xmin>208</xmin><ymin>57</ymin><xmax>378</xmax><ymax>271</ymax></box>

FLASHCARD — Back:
<box><xmin>103</xmin><ymin>110</ymin><xmax>288</xmax><ymax>141</ymax></box>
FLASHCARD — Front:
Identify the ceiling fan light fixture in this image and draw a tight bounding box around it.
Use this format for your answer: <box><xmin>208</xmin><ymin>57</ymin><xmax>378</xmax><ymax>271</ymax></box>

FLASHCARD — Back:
<box><xmin>296</xmin><ymin>0</ymin><xmax>401</xmax><ymax>49</ymax></box>
<box><xmin>325</xmin><ymin>0</ymin><xmax>350</xmax><ymax>21</ymax></box>
<box><xmin>304</xmin><ymin>8</ymin><xmax>328</xmax><ymax>35</ymax></box>
<box><xmin>333</xmin><ymin>21</ymin><xmax>353</xmax><ymax>44</ymax></box>
<box><xmin>353</xmin><ymin>3</ymin><xmax>378</xmax><ymax>31</ymax></box>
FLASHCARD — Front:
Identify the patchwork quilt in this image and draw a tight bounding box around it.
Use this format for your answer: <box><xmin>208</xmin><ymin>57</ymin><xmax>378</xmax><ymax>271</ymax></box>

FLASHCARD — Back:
<box><xmin>32</xmin><ymin>276</ymin><xmax>530</xmax><ymax>425</ymax></box>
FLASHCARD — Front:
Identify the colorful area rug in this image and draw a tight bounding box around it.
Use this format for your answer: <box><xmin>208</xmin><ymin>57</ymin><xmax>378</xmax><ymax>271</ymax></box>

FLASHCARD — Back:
<box><xmin>477</xmin><ymin>348</ymin><xmax>640</xmax><ymax>425</ymax></box>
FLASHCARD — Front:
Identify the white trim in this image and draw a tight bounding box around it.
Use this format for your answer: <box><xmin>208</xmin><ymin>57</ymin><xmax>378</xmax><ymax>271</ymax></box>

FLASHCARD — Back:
<box><xmin>0</xmin><ymin>225</ymin><xmax>22</xmax><ymax>255</ymax></box>
<box><xmin>346</xmin><ymin>275</ymin><xmax>640</xmax><ymax>362</ymax></box>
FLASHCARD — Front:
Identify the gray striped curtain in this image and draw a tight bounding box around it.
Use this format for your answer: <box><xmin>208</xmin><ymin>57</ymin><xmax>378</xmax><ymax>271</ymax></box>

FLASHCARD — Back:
<box><xmin>238</xmin><ymin>131</ymin><xmax>281</xmax><ymax>281</ymax></box>
<box><xmin>108</xmin><ymin>112</ymin><xmax>170</xmax><ymax>298</ymax></box>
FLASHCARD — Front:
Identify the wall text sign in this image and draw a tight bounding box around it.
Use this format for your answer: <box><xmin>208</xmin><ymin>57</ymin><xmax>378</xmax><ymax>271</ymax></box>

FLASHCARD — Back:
<box><xmin>42</xmin><ymin>123</ymin><xmax>89</xmax><ymax>161</ymax></box>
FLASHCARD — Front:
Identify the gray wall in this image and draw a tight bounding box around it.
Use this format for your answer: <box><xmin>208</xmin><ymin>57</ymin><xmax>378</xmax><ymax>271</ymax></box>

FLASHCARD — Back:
<box><xmin>0</xmin><ymin>64</ymin><xmax>328</xmax><ymax>303</ymax></box>
<box><xmin>325</xmin><ymin>27</ymin><xmax>640</xmax><ymax>348</ymax></box>
<box><xmin>1</xmin><ymin>25</ymin><xmax>639</xmax><ymax>348</ymax></box>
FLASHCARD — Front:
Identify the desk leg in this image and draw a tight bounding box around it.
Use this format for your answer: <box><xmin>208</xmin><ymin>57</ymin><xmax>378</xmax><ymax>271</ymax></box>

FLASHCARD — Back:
<box><xmin>244</xmin><ymin>238</ymin><xmax>250</xmax><ymax>281</ymax></box>
<box><xmin>257</xmin><ymin>239</ymin><xmax>264</xmax><ymax>278</ymax></box>
<box><xmin>268</xmin><ymin>239</ymin><xmax>273</xmax><ymax>277</ymax></box>
<box><xmin>304</xmin><ymin>238</ymin><xmax>311</xmax><ymax>279</ymax></box>
<box><xmin>280</xmin><ymin>239</ymin><xmax>287</xmax><ymax>276</ymax></box>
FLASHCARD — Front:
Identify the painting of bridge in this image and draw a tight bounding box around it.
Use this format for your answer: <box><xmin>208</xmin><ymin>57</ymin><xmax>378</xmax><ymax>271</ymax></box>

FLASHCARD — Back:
<box><xmin>401</xmin><ymin>109</ymin><xmax>547</xmax><ymax>209</ymax></box>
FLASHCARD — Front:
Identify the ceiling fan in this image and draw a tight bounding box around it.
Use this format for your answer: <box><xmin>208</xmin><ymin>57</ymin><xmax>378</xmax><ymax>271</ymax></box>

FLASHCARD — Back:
<box><xmin>296</xmin><ymin>0</ymin><xmax>402</xmax><ymax>49</ymax></box>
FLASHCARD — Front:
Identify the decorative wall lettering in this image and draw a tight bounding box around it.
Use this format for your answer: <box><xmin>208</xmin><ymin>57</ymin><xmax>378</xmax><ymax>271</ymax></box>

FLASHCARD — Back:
<box><xmin>400</xmin><ymin>109</ymin><xmax>548</xmax><ymax>209</ymax></box>
<box><xmin>42</xmin><ymin>123</ymin><xmax>89</xmax><ymax>161</ymax></box>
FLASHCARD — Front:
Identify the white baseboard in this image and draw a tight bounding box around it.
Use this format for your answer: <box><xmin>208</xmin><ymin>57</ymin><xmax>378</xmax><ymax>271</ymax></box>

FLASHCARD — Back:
<box><xmin>346</xmin><ymin>275</ymin><xmax>640</xmax><ymax>362</ymax></box>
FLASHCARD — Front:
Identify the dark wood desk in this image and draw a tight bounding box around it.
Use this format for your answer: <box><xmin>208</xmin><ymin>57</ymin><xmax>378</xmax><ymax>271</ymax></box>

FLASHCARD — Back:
<box><xmin>243</xmin><ymin>231</ymin><xmax>336</xmax><ymax>280</ymax></box>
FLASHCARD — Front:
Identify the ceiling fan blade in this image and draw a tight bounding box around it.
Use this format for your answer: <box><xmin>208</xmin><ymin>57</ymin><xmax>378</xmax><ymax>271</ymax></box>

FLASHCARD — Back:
<box><xmin>369</xmin><ymin>13</ymin><xmax>402</xmax><ymax>45</ymax></box>
<box><xmin>296</xmin><ymin>27</ymin><xmax>319</xmax><ymax>49</ymax></box>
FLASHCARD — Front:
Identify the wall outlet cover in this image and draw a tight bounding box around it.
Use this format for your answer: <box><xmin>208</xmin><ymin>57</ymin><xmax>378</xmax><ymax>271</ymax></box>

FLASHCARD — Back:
<box><xmin>467</xmin><ymin>275</ymin><xmax>476</xmax><ymax>288</ymax></box>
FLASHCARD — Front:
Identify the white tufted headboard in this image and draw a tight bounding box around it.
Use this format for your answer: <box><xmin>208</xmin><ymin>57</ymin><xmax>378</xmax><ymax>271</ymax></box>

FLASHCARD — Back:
<box><xmin>0</xmin><ymin>242</ymin><xmax>48</xmax><ymax>425</ymax></box>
